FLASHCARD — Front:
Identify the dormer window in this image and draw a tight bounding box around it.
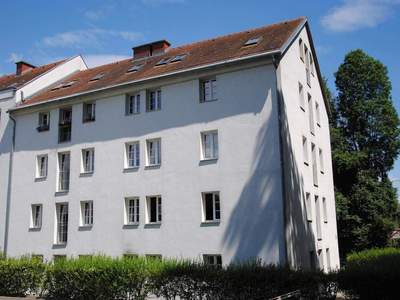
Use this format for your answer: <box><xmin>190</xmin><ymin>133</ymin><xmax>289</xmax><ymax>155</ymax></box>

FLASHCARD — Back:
<box><xmin>244</xmin><ymin>37</ymin><xmax>261</xmax><ymax>46</ymax></box>
<box><xmin>37</xmin><ymin>112</ymin><xmax>50</xmax><ymax>132</ymax></box>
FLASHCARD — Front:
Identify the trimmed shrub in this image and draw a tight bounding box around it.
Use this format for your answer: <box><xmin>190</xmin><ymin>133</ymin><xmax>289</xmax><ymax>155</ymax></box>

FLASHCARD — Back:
<box><xmin>0</xmin><ymin>257</ymin><xmax>45</xmax><ymax>297</ymax></box>
<box><xmin>338</xmin><ymin>247</ymin><xmax>400</xmax><ymax>300</ymax></box>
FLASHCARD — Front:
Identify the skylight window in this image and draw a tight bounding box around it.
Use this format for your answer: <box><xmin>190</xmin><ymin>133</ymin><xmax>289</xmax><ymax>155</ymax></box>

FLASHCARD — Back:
<box><xmin>51</xmin><ymin>83</ymin><xmax>64</xmax><ymax>91</ymax></box>
<box><xmin>170</xmin><ymin>54</ymin><xmax>187</xmax><ymax>63</ymax></box>
<box><xmin>127</xmin><ymin>64</ymin><xmax>143</xmax><ymax>73</ymax></box>
<box><xmin>62</xmin><ymin>81</ymin><xmax>77</xmax><ymax>88</ymax></box>
<box><xmin>155</xmin><ymin>57</ymin><xmax>171</xmax><ymax>66</ymax></box>
<box><xmin>89</xmin><ymin>73</ymin><xmax>105</xmax><ymax>82</ymax></box>
<box><xmin>244</xmin><ymin>37</ymin><xmax>262</xmax><ymax>46</ymax></box>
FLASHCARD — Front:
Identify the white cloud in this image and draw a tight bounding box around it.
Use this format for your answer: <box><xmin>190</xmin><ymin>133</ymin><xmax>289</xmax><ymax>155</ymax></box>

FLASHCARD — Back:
<box><xmin>83</xmin><ymin>54</ymin><xmax>131</xmax><ymax>68</ymax></box>
<box><xmin>7</xmin><ymin>52</ymin><xmax>23</xmax><ymax>63</ymax></box>
<box><xmin>41</xmin><ymin>29</ymin><xmax>142</xmax><ymax>49</ymax></box>
<box><xmin>84</xmin><ymin>5</ymin><xmax>114</xmax><ymax>21</ymax></box>
<box><xmin>321</xmin><ymin>0</ymin><xmax>400</xmax><ymax>32</ymax></box>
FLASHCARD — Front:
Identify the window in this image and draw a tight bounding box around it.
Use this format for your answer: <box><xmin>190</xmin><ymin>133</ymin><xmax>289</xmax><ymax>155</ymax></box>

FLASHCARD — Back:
<box><xmin>200</xmin><ymin>78</ymin><xmax>217</xmax><ymax>102</ymax></box>
<box><xmin>305</xmin><ymin>192</ymin><xmax>312</xmax><ymax>222</ymax></box>
<box><xmin>311</xmin><ymin>143</ymin><xmax>318</xmax><ymax>187</ymax></box>
<box><xmin>31</xmin><ymin>204</ymin><xmax>42</xmax><ymax>229</ymax></box>
<box><xmin>125</xmin><ymin>142</ymin><xmax>140</xmax><ymax>168</ymax></box>
<box><xmin>203</xmin><ymin>254</ymin><xmax>222</xmax><ymax>267</ymax></box>
<box><xmin>305</xmin><ymin>45</ymin><xmax>311</xmax><ymax>86</ymax></box>
<box><xmin>37</xmin><ymin>112</ymin><xmax>50</xmax><ymax>132</ymax></box>
<box><xmin>56</xmin><ymin>203</ymin><xmax>68</xmax><ymax>244</ymax></box>
<box><xmin>201</xmin><ymin>131</ymin><xmax>218</xmax><ymax>160</ymax></box>
<box><xmin>125</xmin><ymin>197</ymin><xmax>140</xmax><ymax>225</ymax></box>
<box><xmin>89</xmin><ymin>73</ymin><xmax>104</xmax><ymax>82</ymax></box>
<box><xmin>146</xmin><ymin>89</ymin><xmax>161</xmax><ymax>112</ymax></box>
<box><xmin>326</xmin><ymin>248</ymin><xmax>331</xmax><ymax>271</ymax></box>
<box><xmin>146</xmin><ymin>139</ymin><xmax>161</xmax><ymax>166</ymax></box>
<box><xmin>319</xmin><ymin>148</ymin><xmax>324</xmax><ymax>174</ymax></box>
<box><xmin>315</xmin><ymin>195</ymin><xmax>322</xmax><ymax>240</ymax></box>
<box><xmin>36</xmin><ymin>154</ymin><xmax>48</xmax><ymax>179</ymax></box>
<box><xmin>244</xmin><ymin>37</ymin><xmax>261</xmax><ymax>46</ymax></box>
<box><xmin>315</xmin><ymin>102</ymin><xmax>321</xmax><ymax>126</ymax></box>
<box><xmin>298</xmin><ymin>82</ymin><xmax>305</xmax><ymax>110</ymax></box>
<box><xmin>58</xmin><ymin>152</ymin><xmax>70</xmax><ymax>192</ymax></box>
<box><xmin>83</xmin><ymin>102</ymin><xmax>96</xmax><ymax>122</ymax></box>
<box><xmin>146</xmin><ymin>196</ymin><xmax>161</xmax><ymax>224</ymax></box>
<box><xmin>126</xmin><ymin>94</ymin><xmax>140</xmax><ymax>115</ymax></box>
<box><xmin>123</xmin><ymin>253</ymin><xmax>139</xmax><ymax>259</ymax></box>
<box><xmin>308</xmin><ymin>94</ymin><xmax>315</xmax><ymax>135</ymax></box>
<box><xmin>127</xmin><ymin>65</ymin><xmax>143</xmax><ymax>73</ymax></box>
<box><xmin>299</xmin><ymin>39</ymin><xmax>304</xmax><ymax>61</ymax></box>
<box><xmin>81</xmin><ymin>148</ymin><xmax>94</xmax><ymax>174</ymax></box>
<box><xmin>80</xmin><ymin>201</ymin><xmax>93</xmax><ymax>226</ymax></box>
<box><xmin>302</xmin><ymin>136</ymin><xmax>309</xmax><ymax>165</ymax></box>
<box><xmin>322</xmin><ymin>197</ymin><xmax>328</xmax><ymax>223</ymax></box>
<box><xmin>317</xmin><ymin>249</ymin><xmax>324</xmax><ymax>270</ymax></box>
<box><xmin>53</xmin><ymin>255</ymin><xmax>67</xmax><ymax>262</ymax></box>
<box><xmin>146</xmin><ymin>254</ymin><xmax>162</xmax><ymax>260</ymax></box>
<box><xmin>202</xmin><ymin>192</ymin><xmax>220</xmax><ymax>222</ymax></box>
<box><xmin>170</xmin><ymin>54</ymin><xmax>187</xmax><ymax>63</ymax></box>
<box><xmin>310</xmin><ymin>53</ymin><xmax>315</xmax><ymax>75</ymax></box>
<box><xmin>31</xmin><ymin>255</ymin><xmax>44</xmax><ymax>262</ymax></box>
<box><xmin>58</xmin><ymin>107</ymin><xmax>72</xmax><ymax>143</ymax></box>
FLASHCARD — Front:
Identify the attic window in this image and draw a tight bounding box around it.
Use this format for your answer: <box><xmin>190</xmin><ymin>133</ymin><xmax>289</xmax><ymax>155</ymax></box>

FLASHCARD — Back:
<box><xmin>170</xmin><ymin>54</ymin><xmax>187</xmax><ymax>63</ymax></box>
<box><xmin>89</xmin><ymin>73</ymin><xmax>105</xmax><ymax>82</ymax></box>
<box><xmin>244</xmin><ymin>37</ymin><xmax>262</xmax><ymax>46</ymax></box>
<box><xmin>51</xmin><ymin>83</ymin><xmax>64</xmax><ymax>91</ymax></box>
<box><xmin>155</xmin><ymin>57</ymin><xmax>171</xmax><ymax>66</ymax></box>
<box><xmin>127</xmin><ymin>64</ymin><xmax>143</xmax><ymax>73</ymax></box>
<box><xmin>61</xmin><ymin>81</ymin><xmax>77</xmax><ymax>88</ymax></box>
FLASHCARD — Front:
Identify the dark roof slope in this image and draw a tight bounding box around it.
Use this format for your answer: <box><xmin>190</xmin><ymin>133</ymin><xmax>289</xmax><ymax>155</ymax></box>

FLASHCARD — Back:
<box><xmin>22</xmin><ymin>17</ymin><xmax>305</xmax><ymax>107</ymax></box>
<box><xmin>0</xmin><ymin>60</ymin><xmax>65</xmax><ymax>91</ymax></box>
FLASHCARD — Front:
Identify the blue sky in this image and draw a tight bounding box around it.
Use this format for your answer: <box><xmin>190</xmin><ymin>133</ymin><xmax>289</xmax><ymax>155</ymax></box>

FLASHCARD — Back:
<box><xmin>1</xmin><ymin>0</ymin><xmax>399</xmax><ymax>179</ymax></box>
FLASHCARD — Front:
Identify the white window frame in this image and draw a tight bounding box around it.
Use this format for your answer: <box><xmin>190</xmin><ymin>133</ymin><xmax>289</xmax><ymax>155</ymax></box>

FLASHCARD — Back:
<box><xmin>305</xmin><ymin>192</ymin><xmax>312</xmax><ymax>222</ymax></box>
<box><xmin>81</xmin><ymin>148</ymin><xmax>95</xmax><ymax>174</ymax></box>
<box><xmin>322</xmin><ymin>197</ymin><xmax>328</xmax><ymax>223</ymax></box>
<box><xmin>38</xmin><ymin>112</ymin><xmax>50</xmax><ymax>131</ymax></box>
<box><xmin>298</xmin><ymin>82</ymin><xmax>305</xmax><ymax>110</ymax></box>
<box><xmin>80</xmin><ymin>201</ymin><xmax>93</xmax><ymax>227</ymax></box>
<box><xmin>146</xmin><ymin>138</ymin><xmax>161</xmax><ymax>166</ymax></box>
<box><xmin>200</xmin><ymin>78</ymin><xmax>217</xmax><ymax>102</ymax></box>
<box><xmin>310</xmin><ymin>53</ymin><xmax>315</xmax><ymax>76</ymax></box>
<box><xmin>125</xmin><ymin>197</ymin><xmax>140</xmax><ymax>225</ymax></box>
<box><xmin>146</xmin><ymin>89</ymin><xmax>162</xmax><ymax>112</ymax></box>
<box><xmin>203</xmin><ymin>254</ymin><xmax>222</xmax><ymax>267</ymax></box>
<box><xmin>305</xmin><ymin>45</ymin><xmax>311</xmax><ymax>86</ymax></box>
<box><xmin>30</xmin><ymin>204</ymin><xmax>42</xmax><ymax>229</ymax></box>
<box><xmin>315</xmin><ymin>195</ymin><xmax>322</xmax><ymax>240</ymax></box>
<box><xmin>55</xmin><ymin>203</ymin><xmax>68</xmax><ymax>245</ymax></box>
<box><xmin>317</xmin><ymin>249</ymin><xmax>324</xmax><ymax>270</ymax></box>
<box><xmin>326</xmin><ymin>248</ymin><xmax>331</xmax><ymax>271</ymax></box>
<box><xmin>201</xmin><ymin>130</ymin><xmax>218</xmax><ymax>160</ymax></box>
<box><xmin>125</xmin><ymin>142</ymin><xmax>140</xmax><ymax>169</ymax></box>
<box><xmin>36</xmin><ymin>154</ymin><xmax>48</xmax><ymax>179</ymax></box>
<box><xmin>126</xmin><ymin>93</ymin><xmax>140</xmax><ymax>115</ymax></box>
<box><xmin>302</xmin><ymin>136</ymin><xmax>309</xmax><ymax>166</ymax></box>
<box><xmin>319</xmin><ymin>148</ymin><xmax>324</xmax><ymax>174</ymax></box>
<box><xmin>202</xmin><ymin>192</ymin><xmax>221</xmax><ymax>223</ymax></box>
<box><xmin>315</xmin><ymin>102</ymin><xmax>321</xmax><ymax>126</ymax></box>
<box><xmin>57</xmin><ymin>152</ymin><xmax>70</xmax><ymax>192</ymax></box>
<box><xmin>299</xmin><ymin>38</ymin><xmax>304</xmax><ymax>62</ymax></box>
<box><xmin>146</xmin><ymin>195</ymin><xmax>162</xmax><ymax>224</ymax></box>
<box><xmin>83</xmin><ymin>102</ymin><xmax>96</xmax><ymax>122</ymax></box>
<box><xmin>308</xmin><ymin>94</ymin><xmax>315</xmax><ymax>135</ymax></box>
<box><xmin>311</xmin><ymin>143</ymin><xmax>318</xmax><ymax>187</ymax></box>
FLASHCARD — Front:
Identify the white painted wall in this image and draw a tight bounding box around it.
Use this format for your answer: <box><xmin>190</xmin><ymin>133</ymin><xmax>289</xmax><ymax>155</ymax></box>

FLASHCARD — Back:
<box><xmin>278</xmin><ymin>27</ymin><xmax>340</xmax><ymax>271</ymax></box>
<box><xmin>7</xmin><ymin>64</ymin><xmax>287</xmax><ymax>265</ymax></box>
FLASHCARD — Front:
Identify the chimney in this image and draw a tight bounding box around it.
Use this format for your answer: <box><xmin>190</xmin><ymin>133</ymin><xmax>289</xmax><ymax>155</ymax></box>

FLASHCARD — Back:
<box><xmin>16</xmin><ymin>61</ymin><xmax>36</xmax><ymax>75</ymax></box>
<box><xmin>132</xmin><ymin>40</ymin><xmax>171</xmax><ymax>59</ymax></box>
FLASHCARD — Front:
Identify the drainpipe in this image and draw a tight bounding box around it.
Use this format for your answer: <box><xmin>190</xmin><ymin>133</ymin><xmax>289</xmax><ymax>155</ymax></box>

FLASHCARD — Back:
<box><xmin>272</xmin><ymin>54</ymin><xmax>290</xmax><ymax>267</ymax></box>
<box><xmin>3</xmin><ymin>113</ymin><xmax>16</xmax><ymax>257</ymax></box>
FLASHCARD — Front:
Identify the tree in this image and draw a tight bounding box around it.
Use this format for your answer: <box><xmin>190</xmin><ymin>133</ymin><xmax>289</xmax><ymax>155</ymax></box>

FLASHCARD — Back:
<box><xmin>330</xmin><ymin>50</ymin><xmax>400</xmax><ymax>257</ymax></box>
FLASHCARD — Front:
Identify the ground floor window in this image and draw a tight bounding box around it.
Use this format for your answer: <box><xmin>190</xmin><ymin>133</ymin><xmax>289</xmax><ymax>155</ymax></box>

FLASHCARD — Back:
<box><xmin>56</xmin><ymin>203</ymin><xmax>68</xmax><ymax>244</ymax></box>
<box><xmin>125</xmin><ymin>197</ymin><xmax>140</xmax><ymax>224</ymax></box>
<box><xmin>202</xmin><ymin>192</ymin><xmax>220</xmax><ymax>222</ymax></box>
<box><xmin>80</xmin><ymin>201</ymin><xmax>93</xmax><ymax>226</ymax></box>
<box><xmin>146</xmin><ymin>196</ymin><xmax>161</xmax><ymax>223</ymax></box>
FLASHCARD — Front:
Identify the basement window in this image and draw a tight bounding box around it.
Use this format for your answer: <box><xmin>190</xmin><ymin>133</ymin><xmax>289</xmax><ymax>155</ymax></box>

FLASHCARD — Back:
<box><xmin>244</xmin><ymin>37</ymin><xmax>261</xmax><ymax>46</ymax></box>
<box><xmin>89</xmin><ymin>73</ymin><xmax>105</xmax><ymax>82</ymax></box>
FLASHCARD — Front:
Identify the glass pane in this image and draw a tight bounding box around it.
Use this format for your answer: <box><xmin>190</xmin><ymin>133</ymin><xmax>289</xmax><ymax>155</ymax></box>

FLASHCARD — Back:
<box><xmin>205</xmin><ymin>194</ymin><xmax>214</xmax><ymax>221</ymax></box>
<box><xmin>150</xmin><ymin>198</ymin><xmax>157</xmax><ymax>222</ymax></box>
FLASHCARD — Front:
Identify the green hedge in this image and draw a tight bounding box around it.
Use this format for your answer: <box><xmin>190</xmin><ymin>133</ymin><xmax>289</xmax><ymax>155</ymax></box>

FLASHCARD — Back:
<box><xmin>338</xmin><ymin>247</ymin><xmax>400</xmax><ymax>300</ymax></box>
<box><xmin>0</xmin><ymin>255</ymin><xmax>336</xmax><ymax>299</ymax></box>
<box><xmin>0</xmin><ymin>257</ymin><xmax>45</xmax><ymax>297</ymax></box>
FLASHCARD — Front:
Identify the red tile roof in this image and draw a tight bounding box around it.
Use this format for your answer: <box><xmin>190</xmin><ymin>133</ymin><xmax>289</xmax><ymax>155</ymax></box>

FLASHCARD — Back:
<box><xmin>21</xmin><ymin>17</ymin><xmax>305</xmax><ymax>107</ymax></box>
<box><xmin>0</xmin><ymin>60</ymin><xmax>66</xmax><ymax>91</ymax></box>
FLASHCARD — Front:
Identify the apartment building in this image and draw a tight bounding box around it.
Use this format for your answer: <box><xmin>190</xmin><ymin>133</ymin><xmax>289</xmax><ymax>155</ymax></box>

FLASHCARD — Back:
<box><xmin>1</xmin><ymin>17</ymin><xmax>340</xmax><ymax>270</ymax></box>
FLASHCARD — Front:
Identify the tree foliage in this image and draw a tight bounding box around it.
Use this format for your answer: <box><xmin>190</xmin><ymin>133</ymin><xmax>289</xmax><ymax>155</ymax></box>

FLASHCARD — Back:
<box><xmin>329</xmin><ymin>49</ymin><xmax>400</xmax><ymax>257</ymax></box>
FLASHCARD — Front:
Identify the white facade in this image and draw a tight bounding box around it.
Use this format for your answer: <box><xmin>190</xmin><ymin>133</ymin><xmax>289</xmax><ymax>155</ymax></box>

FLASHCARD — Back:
<box><xmin>2</xmin><ymin>22</ymin><xmax>340</xmax><ymax>270</ymax></box>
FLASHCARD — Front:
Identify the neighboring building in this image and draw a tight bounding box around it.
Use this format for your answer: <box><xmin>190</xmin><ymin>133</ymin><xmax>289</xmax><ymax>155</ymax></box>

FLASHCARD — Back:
<box><xmin>1</xmin><ymin>17</ymin><xmax>339</xmax><ymax>271</ymax></box>
<box><xmin>0</xmin><ymin>57</ymin><xmax>87</xmax><ymax>252</ymax></box>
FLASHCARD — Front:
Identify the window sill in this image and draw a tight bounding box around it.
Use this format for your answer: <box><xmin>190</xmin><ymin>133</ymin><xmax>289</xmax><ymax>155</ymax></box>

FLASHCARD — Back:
<box><xmin>123</xmin><ymin>166</ymin><xmax>139</xmax><ymax>173</ymax></box>
<box><xmin>35</xmin><ymin>176</ymin><xmax>47</xmax><ymax>182</ymax></box>
<box><xmin>201</xmin><ymin>98</ymin><xmax>218</xmax><ymax>103</ymax></box>
<box><xmin>146</xmin><ymin>109</ymin><xmax>161</xmax><ymax>113</ymax></box>
<box><xmin>79</xmin><ymin>225</ymin><xmax>93</xmax><ymax>230</ymax></box>
<box><xmin>82</xmin><ymin>119</ymin><xmax>96</xmax><ymax>123</ymax></box>
<box><xmin>320</xmin><ymin>171</ymin><xmax>325</xmax><ymax>175</ymax></box>
<box><xmin>201</xmin><ymin>221</ymin><xmax>220</xmax><ymax>227</ymax></box>
<box><xmin>314</xmin><ymin>184</ymin><xmax>319</xmax><ymax>188</ymax></box>
<box><xmin>144</xmin><ymin>222</ymin><xmax>161</xmax><ymax>228</ymax></box>
<box><xmin>29</xmin><ymin>227</ymin><xmax>41</xmax><ymax>231</ymax></box>
<box><xmin>304</xmin><ymin>162</ymin><xmax>309</xmax><ymax>166</ymax></box>
<box><xmin>80</xmin><ymin>171</ymin><xmax>94</xmax><ymax>177</ymax></box>
<box><xmin>126</xmin><ymin>112</ymin><xmax>140</xmax><ymax>116</ymax></box>
<box><xmin>123</xmin><ymin>223</ymin><xmax>139</xmax><ymax>229</ymax></box>
<box><xmin>324</xmin><ymin>221</ymin><xmax>328</xmax><ymax>224</ymax></box>
<box><xmin>145</xmin><ymin>164</ymin><xmax>161</xmax><ymax>170</ymax></box>
<box><xmin>300</xmin><ymin>106</ymin><xmax>305</xmax><ymax>112</ymax></box>
<box><xmin>55</xmin><ymin>191</ymin><xmax>69</xmax><ymax>196</ymax></box>
<box><xmin>317</xmin><ymin>123</ymin><xmax>321</xmax><ymax>128</ymax></box>
<box><xmin>52</xmin><ymin>243</ymin><xmax>67</xmax><ymax>249</ymax></box>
